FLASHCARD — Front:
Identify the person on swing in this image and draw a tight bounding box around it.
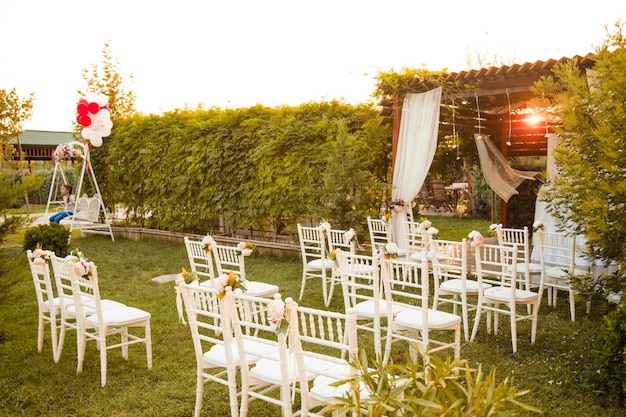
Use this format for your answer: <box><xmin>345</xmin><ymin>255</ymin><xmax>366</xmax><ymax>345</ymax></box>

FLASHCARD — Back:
<box><xmin>49</xmin><ymin>184</ymin><xmax>76</xmax><ymax>224</ymax></box>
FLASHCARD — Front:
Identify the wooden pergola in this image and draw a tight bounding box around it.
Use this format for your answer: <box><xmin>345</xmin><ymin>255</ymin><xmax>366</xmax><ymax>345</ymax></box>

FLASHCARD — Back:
<box><xmin>380</xmin><ymin>54</ymin><xmax>595</xmax><ymax>222</ymax></box>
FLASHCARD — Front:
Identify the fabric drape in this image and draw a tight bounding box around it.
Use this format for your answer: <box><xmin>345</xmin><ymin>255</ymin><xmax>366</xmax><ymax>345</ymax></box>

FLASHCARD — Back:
<box><xmin>391</xmin><ymin>87</ymin><xmax>442</xmax><ymax>249</ymax></box>
<box><xmin>474</xmin><ymin>133</ymin><xmax>540</xmax><ymax>202</ymax></box>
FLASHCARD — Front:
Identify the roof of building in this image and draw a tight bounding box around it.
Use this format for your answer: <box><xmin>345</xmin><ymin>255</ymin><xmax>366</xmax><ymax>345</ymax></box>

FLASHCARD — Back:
<box><xmin>11</xmin><ymin>130</ymin><xmax>78</xmax><ymax>146</ymax></box>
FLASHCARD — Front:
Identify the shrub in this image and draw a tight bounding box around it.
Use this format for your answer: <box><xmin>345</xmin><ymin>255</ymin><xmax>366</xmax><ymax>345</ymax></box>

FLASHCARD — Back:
<box><xmin>329</xmin><ymin>346</ymin><xmax>543</xmax><ymax>416</ymax></box>
<box><xmin>23</xmin><ymin>223</ymin><xmax>70</xmax><ymax>256</ymax></box>
<box><xmin>595</xmin><ymin>300</ymin><xmax>626</xmax><ymax>404</ymax></box>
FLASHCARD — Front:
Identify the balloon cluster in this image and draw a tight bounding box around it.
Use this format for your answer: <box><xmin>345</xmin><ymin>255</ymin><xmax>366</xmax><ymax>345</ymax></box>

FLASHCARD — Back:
<box><xmin>76</xmin><ymin>93</ymin><xmax>113</xmax><ymax>147</ymax></box>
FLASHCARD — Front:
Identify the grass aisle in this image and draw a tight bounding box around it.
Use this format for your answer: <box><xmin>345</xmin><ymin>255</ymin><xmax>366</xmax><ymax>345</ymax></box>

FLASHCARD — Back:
<box><xmin>0</xmin><ymin>218</ymin><xmax>622</xmax><ymax>416</ymax></box>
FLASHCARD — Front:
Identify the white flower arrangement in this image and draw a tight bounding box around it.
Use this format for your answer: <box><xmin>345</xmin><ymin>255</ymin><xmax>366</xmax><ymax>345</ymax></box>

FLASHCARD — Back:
<box><xmin>269</xmin><ymin>295</ymin><xmax>290</xmax><ymax>334</ymax></box>
<box><xmin>66</xmin><ymin>248</ymin><xmax>94</xmax><ymax>279</ymax></box>
<box><xmin>344</xmin><ymin>228</ymin><xmax>357</xmax><ymax>243</ymax></box>
<box><xmin>201</xmin><ymin>235</ymin><xmax>216</xmax><ymax>253</ymax></box>
<box><xmin>30</xmin><ymin>244</ymin><xmax>53</xmax><ymax>264</ymax></box>
<box><xmin>468</xmin><ymin>230</ymin><xmax>485</xmax><ymax>247</ymax></box>
<box><xmin>420</xmin><ymin>219</ymin><xmax>432</xmax><ymax>230</ymax></box>
<box><xmin>53</xmin><ymin>142</ymin><xmax>83</xmax><ymax>161</ymax></box>
<box><xmin>175</xmin><ymin>267</ymin><xmax>199</xmax><ymax>285</ymax></box>
<box><xmin>532</xmin><ymin>220</ymin><xmax>545</xmax><ymax>233</ymax></box>
<box><xmin>213</xmin><ymin>271</ymin><xmax>246</xmax><ymax>300</ymax></box>
<box><xmin>378</xmin><ymin>242</ymin><xmax>399</xmax><ymax>259</ymax></box>
<box><xmin>426</xmin><ymin>227</ymin><xmax>439</xmax><ymax>239</ymax></box>
<box><xmin>237</xmin><ymin>241</ymin><xmax>255</xmax><ymax>256</ymax></box>
<box><xmin>489</xmin><ymin>223</ymin><xmax>502</xmax><ymax>236</ymax></box>
<box><xmin>319</xmin><ymin>219</ymin><xmax>331</xmax><ymax>232</ymax></box>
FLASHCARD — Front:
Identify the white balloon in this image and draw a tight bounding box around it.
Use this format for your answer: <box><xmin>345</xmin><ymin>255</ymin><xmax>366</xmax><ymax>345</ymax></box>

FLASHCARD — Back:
<box><xmin>90</xmin><ymin>136</ymin><xmax>103</xmax><ymax>147</ymax></box>
<box><xmin>95</xmin><ymin>93</ymin><xmax>108</xmax><ymax>106</ymax></box>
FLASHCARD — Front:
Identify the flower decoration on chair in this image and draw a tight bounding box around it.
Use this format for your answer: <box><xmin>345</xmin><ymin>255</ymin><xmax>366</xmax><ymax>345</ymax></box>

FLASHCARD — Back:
<box><xmin>67</xmin><ymin>248</ymin><xmax>94</xmax><ymax>279</ymax></box>
<box><xmin>532</xmin><ymin>220</ymin><xmax>545</xmax><ymax>233</ymax></box>
<box><xmin>420</xmin><ymin>218</ymin><xmax>432</xmax><ymax>230</ymax></box>
<box><xmin>390</xmin><ymin>199</ymin><xmax>405</xmax><ymax>213</ymax></box>
<box><xmin>319</xmin><ymin>219</ymin><xmax>331</xmax><ymax>232</ymax></box>
<box><xmin>53</xmin><ymin>142</ymin><xmax>84</xmax><ymax>161</ymax></box>
<box><xmin>426</xmin><ymin>226</ymin><xmax>440</xmax><ymax>240</ymax></box>
<box><xmin>201</xmin><ymin>235</ymin><xmax>216</xmax><ymax>253</ymax></box>
<box><xmin>31</xmin><ymin>243</ymin><xmax>53</xmax><ymax>264</ymax></box>
<box><xmin>343</xmin><ymin>228</ymin><xmax>357</xmax><ymax>244</ymax></box>
<box><xmin>269</xmin><ymin>295</ymin><xmax>290</xmax><ymax>335</ymax></box>
<box><xmin>380</xmin><ymin>212</ymin><xmax>392</xmax><ymax>223</ymax></box>
<box><xmin>326</xmin><ymin>248</ymin><xmax>338</xmax><ymax>266</ymax></box>
<box><xmin>214</xmin><ymin>271</ymin><xmax>246</xmax><ymax>300</ymax></box>
<box><xmin>378</xmin><ymin>242</ymin><xmax>399</xmax><ymax>260</ymax></box>
<box><xmin>468</xmin><ymin>231</ymin><xmax>485</xmax><ymax>247</ymax></box>
<box><xmin>489</xmin><ymin>223</ymin><xmax>502</xmax><ymax>237</ymax></box>
<box><xmin>175</xmin><ymin>267</ymin><xmax>199</xmax><ymax>286</ymax></box>
<box><xmin>236</xmin><ymin>241</ymin><xmax>255</xmax><ymax>257</ymax></box>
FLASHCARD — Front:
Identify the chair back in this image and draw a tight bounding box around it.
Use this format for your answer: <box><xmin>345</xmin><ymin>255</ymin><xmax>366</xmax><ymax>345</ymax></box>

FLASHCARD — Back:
<box><xmin>297</xmin><ymin>223</ymin><xmax>328</xmax><ymax>264</ymax></box>
<box><xmin>50</xmin><ymin>254</ymin><xmax>78</xmax><ymax>321</ymax></box>
<box><xmin>227</xmin><ymin>290</ymin><xmax>293</xmax><ymax>417</ymax></box>
<box><xmin>67</xmin><ymin>259</ymin><xmax>103</xmax><ymax>331</ymax></box>
<box><xmin>496</xmin><ymin>226</ymin><xmax>531</xmax><ymax>266</ymax></box>
<box><xmin>432</xmin><ymin>238</ymin><xmax>468</xmax><ymax>283</ymax></box>
<box><xmin>539</xmin><ymin>231</ymin><xmax>577</xmax><ymax>271</ymax></box>
<box><xmin>404</xmin><ymin>220</ymin><xmax>430</xmax><ymax>257</ymax></box>
<box><xmin>292</xmin><ymin>302</ymin><xmax>358</xmax><ymax>416</ymax></box>
<box><xmin>473</xmin><ymin>243</ymin><xmax>520</xmax><ymax>295</ymax></box>
<box><xmin>367</xmin><ymin>216</ymin><xmax>391</xmax><ymax>253</ymax></box>
<box><xmin>326</xmin><ymin>228</ymin><xmax>356</xmax><ymax>254</ymax></box>
<box><xmin>184</xmin><ymin>237</ymin><xmax>216</xmax><ymax>284</ymax></box>
<box><xmin>214</xmin><ymin>244</ymin><xmax>247</xmax><ymax>284</ymax></box>
<box><xmin>26</xmin><ymin>250</ymin><xmax>56</xmax><ymax>315</ymax></box>
<box><xmin>432</xmin><ymin>179</ymin><xmax>448</xmax><ymax>203</ymax></box>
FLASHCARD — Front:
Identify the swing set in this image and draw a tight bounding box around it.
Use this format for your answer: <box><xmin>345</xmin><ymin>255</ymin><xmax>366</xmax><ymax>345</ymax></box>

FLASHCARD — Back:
<box><xmin>44</xmin><ymin>141</ymin><xmax>114</xmax><ymax>242</ymax></box>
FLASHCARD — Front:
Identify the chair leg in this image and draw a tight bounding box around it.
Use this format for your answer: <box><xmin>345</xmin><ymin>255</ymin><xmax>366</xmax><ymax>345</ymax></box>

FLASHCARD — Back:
<box><xmin>194</xmin><ymin>367</ymin><xmax>204</xmax><ymax>417</ymax></box>
<box><xmin>50</xmin><ymin>314</ymin><xmax>58</xmax><ymax>363</ymax></box>
<box><xmin>461</xmin><ymin>295</ymin><xmax>469</xmax><ymax>342</ymax></box>
<box><xmin>470</xmin><ymin>305</ymin><xmax>482</xmax><ymax>342</ymax></box>
<box><xmin>121</xmin><ymin>327</ymin><xmax>129</xmax><ymax>360</ymax></box>
<box><xmin>77</xmin><ymin>333</ymin><xmax>87</xmax><ymax>373</ymax></box>
<box><xmin>299</xmin><ymin>271</ymin><xmax>307</xmax><ymax>300</ymax></box>
<box><xmin>100</xmin><ymin>339</ymin><xmax>108</xmax><ymax>387</ymax></box>
<box><xmin>569</xmin><ymin>290</ymin><xmax>576</xmax><ymax>322</ymax></box>
<box><xmin>145</xmin><ymin>322</ymin><xmax>153</xmax><ymax>369</ymax></box>
<box><xmin>531</xmin><ymin>304</ymin><xmax>538</xmax><ymax>344</ymax></box>
<box><xmin>37</xmin><ymin>316</ymin><xmax>45</xmax><ymax>353</ymax></box>
<box><xmin>510</xmin><ymin>308</ymin><xmax>518</xmax><ymax>354</ymax></box>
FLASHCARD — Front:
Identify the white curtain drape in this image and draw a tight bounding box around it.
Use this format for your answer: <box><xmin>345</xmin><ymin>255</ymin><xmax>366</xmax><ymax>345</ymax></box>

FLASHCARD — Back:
<box><xmin>391</xmin><ymin>87</ymin><xmax>442</xmax><ymax>249</ymax></box>
<box><xmin>474</xmin><ymin>133</ymin><xmax>540</xmax><ymax>202</ymax></box>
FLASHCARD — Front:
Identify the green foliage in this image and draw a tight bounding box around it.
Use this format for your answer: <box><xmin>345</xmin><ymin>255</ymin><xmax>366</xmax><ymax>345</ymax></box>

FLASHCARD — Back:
<box><xmin>94</xmin><ymin>101</ymin><xmax>387</xmax><ymax>235</ymax></box>
<box><xmin>470</xmin><ymin>166</ymin><xmax>497</xmax><ymax>221</ymax></box>
<box><xmin>0</xmin><ymin>87</ymin><xmax>35</xmax><ymax>145</ymax></box>
<box><xmin>0</xmin><ymin>172</ymin><xmax>43</xmax><ymax>242</ymax></box>
<box><xmin>329</xmin><ymin>347</ymin><xmax>543</xmax><ymax>416</ymax></box>
<box><xmin>533</xmin><ymin>21</ymin><xmax>626</xmax><ymax>265</ymax></box>
<box><xmin>595</xmin><ymin>301</ymin><xmax>626</xmax><ymax>404</ymax></box>
<box><xmin>22</xmin><ymin>224</ymin><xmax>70</xmax><ymax>256</ymax></box>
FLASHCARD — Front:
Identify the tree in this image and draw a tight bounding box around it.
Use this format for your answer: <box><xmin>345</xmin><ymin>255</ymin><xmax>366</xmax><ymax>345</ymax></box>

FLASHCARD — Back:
<box><xmin>0</xmin><ymin>88</ymin><xmax>35</xmax><ymax>164</ymax></box>
<box><xmin>533</xmin><ymin>20</ymin><xmax>626</xmax><ymax>266</ymax></box>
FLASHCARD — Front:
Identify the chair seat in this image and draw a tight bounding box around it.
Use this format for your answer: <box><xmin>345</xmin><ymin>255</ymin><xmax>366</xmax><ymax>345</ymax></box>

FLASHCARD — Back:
<box><xmin>394</xmin><ymin>306</ymin><xmax>461</xmax><ymax>329</ymax></box>
<box><xmin>309</xmin><ymin>364</ymin><xmax>371</xmax><ymax>402</ymax></box>
<box><xmin>505</xmin><ymin>263</ymin><xmax>542</xmax><ymax>274</ymax></box>
<box><xmin>545</xmin><ymin>266</ymin><xmax>588</xmax><ymax>279</ymax></box>
<box><xmin>86</xmin><ymin>306</ymin><xmax>150</xmax><ymax>327</ymax></box>
<box><xmin>251</xmin><ymin>352</ymin><xmax>338</xmax><ymax>384</ymax></box>
<box><xmin>307</xmin><ymin>258</ymin><xmax>335</xmax><ymax>270</ymax></box>
<box><xmin>409</xmin><ymin>251</ymin><xmax>431</xmax><ymax>262</ymax></box>
<box><xmin>67</xmin><ymin>298</ymin><xmax>126</xmax><ymax>315</ymax></box>
<box><xmin>42</xmin><ymin>295</ymin><xmax>74</xmax><ymax>310</ymax></box>
<box><xmin>439</xmin><ymin>279</ymin><xmax>488</xmax><ymax>293</ymax></box>
<box><xmin>483</xmin><ymin>287</ymin><xmax>539</xmax><ymax>303</ymax></box>
<box><xmin>354</xmin><ymin>299</ymin><xmax>405</xmax><ymax>318</ymax></box>
<box><xmin>203</xmin><ymin>339</ymin><xmax>277</xmax><ymax>368</ymax></box>
<box><xmin>245</xmin><ymin>281</ymin><xmax>279</xmax><ymax>297</ymax></box>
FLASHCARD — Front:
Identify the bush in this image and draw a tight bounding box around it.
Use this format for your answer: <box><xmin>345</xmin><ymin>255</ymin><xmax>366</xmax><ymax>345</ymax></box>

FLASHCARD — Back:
<box><xmin>329</xmin><ymin>346</ymin><xmax>543</xmax><ymax>416</ymax></box>
<box><xmin>596</xmin><ymin>300</ymin><xmax>626</xmax><ymax>404</ymax></box>
<box><xmin>23</xmin><ymin>223</ymin><xmax>70</xmax><ymax>256</ymax></box>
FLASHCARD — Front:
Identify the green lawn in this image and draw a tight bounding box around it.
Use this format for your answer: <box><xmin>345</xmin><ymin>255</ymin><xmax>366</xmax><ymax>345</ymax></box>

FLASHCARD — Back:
<box><xmin>0</xmin><ymin>216</ymin><xmax>623</xmax><ymax>416</ymax></box>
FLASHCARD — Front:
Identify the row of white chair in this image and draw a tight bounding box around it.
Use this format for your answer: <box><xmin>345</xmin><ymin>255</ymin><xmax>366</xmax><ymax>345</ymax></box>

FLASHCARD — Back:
<box><xmin>179</xmin><ymin>281</ymin><xmax>360</xmax><ymax>417</ymax></box>
<box><xmin>26</xmin><ymin>250</ymin><xmax>152</xmax><ymax>386</ymax></box>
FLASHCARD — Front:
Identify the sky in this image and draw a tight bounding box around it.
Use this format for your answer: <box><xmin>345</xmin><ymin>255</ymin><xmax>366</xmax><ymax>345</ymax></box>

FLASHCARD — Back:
<box><xmin>2</xmin><ymin>0</ymin><xmax>625</xmax><ymax>132</ymax></box>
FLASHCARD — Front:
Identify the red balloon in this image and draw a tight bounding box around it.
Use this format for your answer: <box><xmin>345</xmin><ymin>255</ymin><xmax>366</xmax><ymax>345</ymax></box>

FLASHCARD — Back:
<box><xmin>87</xmin><ymin>102</ymin><xmax>100</xmax><ymax>114</ymax></box>
<box><xmin>77</xmin><ymin>114</ymin><xmax>92</xmax><ymax>127</ymax></box>
<box><xmin>77</xmin><ymin>102</ymin><xmax>88</xmax><ymax>115</ymax></box>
